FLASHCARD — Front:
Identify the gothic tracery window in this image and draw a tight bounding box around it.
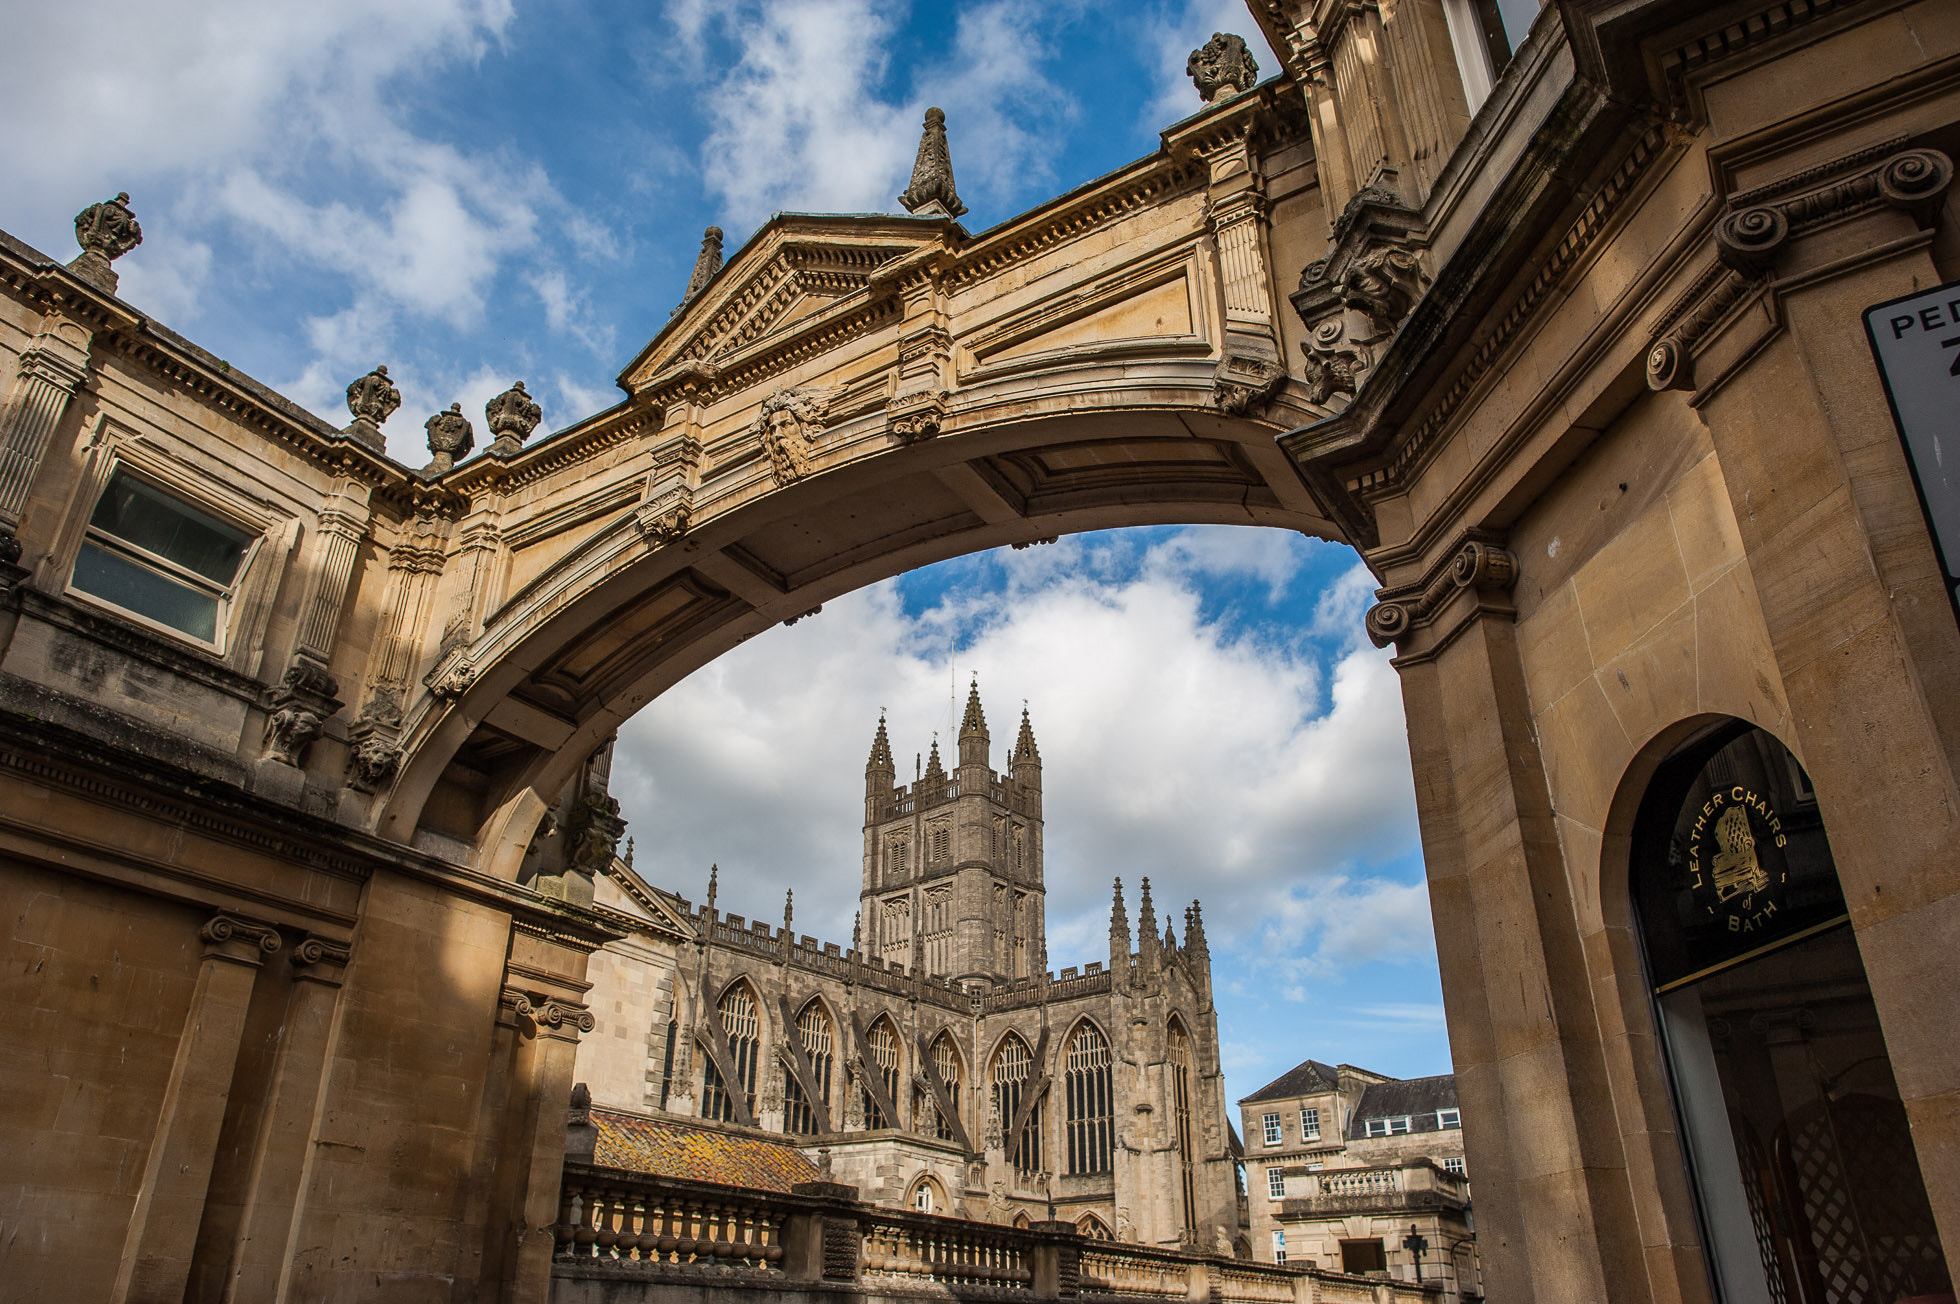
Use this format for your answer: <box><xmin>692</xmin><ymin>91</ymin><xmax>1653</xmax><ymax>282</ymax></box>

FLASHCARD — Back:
<box><xmin>783</xmin><ymin>1000</ymin><xmax>834</xmax><ymax>1135</ymax></box>
<box><xmin>862</xmin><ymin>1017</ymin><xmax>901</xmax><ymax>1129</ymax></box>
<box><xmin>701</xmin><ymin>982</ymin><xmax>761</xmax><ymax>1123</ymax></box>
<box><xmin>993</xmin><ymin>1032</ymin><xmax>1043</xmax><ymax>1175</ymax></box>
<box><xmin>919</xmin><ymin>1031</ymin><xmax>963</xmax><ymax>1142</ymax></box>
<box><xmin>1168</xmin><ymin>1018</ymin><xmax>1197</xmax><ymax>1241</ymax></box>
<box><xmin>1065</xmin><ymin>1021</ymin><xmax>1113</xmax><ymax>1175</ymax></box>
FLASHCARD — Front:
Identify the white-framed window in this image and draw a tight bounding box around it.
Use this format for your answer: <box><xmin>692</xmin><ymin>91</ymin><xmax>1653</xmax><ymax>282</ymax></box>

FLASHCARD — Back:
<box><xmin>913</xmin><ymin>1184</ymin><xmax>934</xmax><ymax>1213</ymax></box>
<box><xmin>1363</xmin><ymin>1115</ymin><xmax>1415</xmax><ymax>1138</ymax></box>
<box><xmin>1437</xmin><ymin>1108</ymin><xmax>1461</xmax><ymax>1130</ymax></box>
<box><xmin>1266</xmin><ymin>1166</ymin><xmax>1285</xmax><ymax>1200</ymax></box>
<box><xmin>1261</xmin><ymin>1112</ymin><xmax>1282</xmax><ymax>1145</ymax></box>
<box><xmin>1271</xmin><ymin>1230</ymin><xmax>1286</xmax><ymax>1264</ymax></box>
<box><xmin>1300</xmin><ymin>1107</ymin><xmax>1320</xmax><ymax>1140</ymax></box>
<box><xmin>70</xmin><ymin>468</ymin><xmax>256</xmax><ymax>649</ymax></box>
<box><xmin>1443</xmin><ymin>1157</ymin><xmax>1466</xmax><ymax>1175</ymax></box>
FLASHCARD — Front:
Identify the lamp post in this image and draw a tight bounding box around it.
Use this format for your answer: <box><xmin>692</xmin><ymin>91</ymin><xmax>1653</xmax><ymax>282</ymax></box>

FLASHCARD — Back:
<box><xmin>1401</xmin><ymin>1224</ymin><xmax>1429</xmax><ymax>1283</ymax></box>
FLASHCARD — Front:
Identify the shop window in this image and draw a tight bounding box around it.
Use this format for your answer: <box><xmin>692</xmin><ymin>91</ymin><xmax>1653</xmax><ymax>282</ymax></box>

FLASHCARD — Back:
<box><xmin>1633</xmin><ymin>722</ymin><xmax>1949</xmax><ymax>1302</ymax></box>
<box><xmin>71</xmin><ymin>469</ymin><xmax>254</xmax><ymax>647</ymax></box>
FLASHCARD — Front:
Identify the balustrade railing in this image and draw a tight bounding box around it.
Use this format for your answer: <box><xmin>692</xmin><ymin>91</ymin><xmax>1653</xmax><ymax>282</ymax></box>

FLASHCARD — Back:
<box><xmin>551</xmin><ymin>1163</ymin><xmax>1440</xmax><ymax>1302</ymax></box>
<box><xmin>1313</xmin><ymin>1168</ymin><xmax>1400</xmax><ymax>1198</ymax></box>
<box><xmin>862</xmin><ymin>1209</ymin><xmax>1033</xmax><ymax>1290</ymax></box>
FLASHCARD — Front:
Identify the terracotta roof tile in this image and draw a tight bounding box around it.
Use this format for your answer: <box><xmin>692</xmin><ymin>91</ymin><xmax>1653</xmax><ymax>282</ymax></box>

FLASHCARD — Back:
<box><xmin>592</xmin><ymin>1109</ymin><xmax>821</xmax><ymax>1193</ymax></box>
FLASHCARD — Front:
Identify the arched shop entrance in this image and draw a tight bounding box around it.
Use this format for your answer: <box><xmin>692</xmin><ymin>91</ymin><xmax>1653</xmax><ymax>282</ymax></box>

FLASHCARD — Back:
<box><xmin>1633</xmin><ymin>723</ymin><xmax>1949</xmax><ymax>1303</ymax></box>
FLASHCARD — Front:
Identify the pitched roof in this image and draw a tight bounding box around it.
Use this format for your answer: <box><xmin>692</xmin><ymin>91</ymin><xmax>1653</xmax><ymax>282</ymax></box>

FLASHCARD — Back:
<box><xmin>593</xmin><ymin>1109</ymin><xmax>821</xmax><ymax>1192</ymax></box>
<box><xmin>1346</xmin><ymin>1075</ymin><xmax>1459</xmax><ymax>1138</ymax></box>
<box><xmin>1240</xmin><ymin>1059</ymin><xmax>1341</xmax><ymax>1104</ymax></box>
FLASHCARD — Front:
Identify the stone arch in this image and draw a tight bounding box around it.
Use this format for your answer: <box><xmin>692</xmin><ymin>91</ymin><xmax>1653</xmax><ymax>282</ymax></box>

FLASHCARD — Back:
<box><xmin>905</xmin><ymin>1172</ymin><xmax>949</xmax><ymax>1216</ymax></box>
<box><xmin>702</xmin><ymin>976</ymin><xmax>766</xmax><ymax>1124</ymax></box>
<box><xmin>371</xmin><ymin>401</ymin><xmax>1344</xmax><ymax>875</ymax></box>
<box><xmin>1077</xmin><ymin>1212</ymin><xmax>1114</xmax><ymax>1240</ymax></box>
<box><xmin>1061</xmin><ymin>1017</ymin><xmax>1114</xmax><ymax>1177</ymax></box>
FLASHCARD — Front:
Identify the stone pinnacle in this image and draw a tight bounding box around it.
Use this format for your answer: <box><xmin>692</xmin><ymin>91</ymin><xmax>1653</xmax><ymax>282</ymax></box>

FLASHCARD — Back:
<box><xmin>899</xmin><ymin>107</ymin><xmax>967</xmax><ymax>219</ymax></box>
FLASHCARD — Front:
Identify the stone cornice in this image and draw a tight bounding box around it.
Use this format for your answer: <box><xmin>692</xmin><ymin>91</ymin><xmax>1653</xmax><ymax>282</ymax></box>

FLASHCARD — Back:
<box><xmin>0</xmin><ymin>230</ymin><xmax>417</xmax><ymax>502</ymax></box>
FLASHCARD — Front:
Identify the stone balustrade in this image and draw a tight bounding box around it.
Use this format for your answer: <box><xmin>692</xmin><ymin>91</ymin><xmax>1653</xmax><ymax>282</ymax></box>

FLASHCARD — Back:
<box><xmin>550</xmin><ymin>1163</ymin><xmax>1440</xmax><ymax>1303</ymax></box>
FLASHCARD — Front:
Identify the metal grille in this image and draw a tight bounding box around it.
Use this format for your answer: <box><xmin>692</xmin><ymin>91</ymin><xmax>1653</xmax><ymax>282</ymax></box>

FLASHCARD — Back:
<box><xmin>784</xmin><ymin>1001</ymin><xmax>833</xmax><ymax>1135</ymax></box>
<box><xmin>1065</xmin><ymin>1022</ymin><xmax>1113</xmax><ymax>1175</ymax></box>
<box><xmin>1784</xmin><ymin>1093</ymin><xmax>1949</xmax><ymax>1303</ymax></box>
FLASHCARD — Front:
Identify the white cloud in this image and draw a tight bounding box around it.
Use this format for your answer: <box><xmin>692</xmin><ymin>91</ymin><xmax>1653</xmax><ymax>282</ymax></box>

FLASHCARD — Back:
<box><xmin>610</xmin><ymin>528</ymin><xmax>1423</xmax><ymax>987</ymax></box>
<box><xmin>671</xmin><ymin>0</ymin><xmax>1082</xmax><ymax>230</ymax></box>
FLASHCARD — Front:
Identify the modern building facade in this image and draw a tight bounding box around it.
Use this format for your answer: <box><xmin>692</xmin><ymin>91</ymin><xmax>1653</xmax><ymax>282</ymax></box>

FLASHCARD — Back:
<box><xmin>574</xmin><ymin>692</ymin><xmax>1245</xmax><ymax>1251</ymax></box>
<box><xmin>1240</xmin><ymin>1060</ymin><xmax>1478</xmax><ymax>1300</ymax></box>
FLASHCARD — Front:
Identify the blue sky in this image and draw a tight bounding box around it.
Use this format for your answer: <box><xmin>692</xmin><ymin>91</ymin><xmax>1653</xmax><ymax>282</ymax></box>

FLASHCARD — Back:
<box><xmin>5</xmin><ymin>0</ymin><xmax>1459</xmax><ymax>1096</ymax></box>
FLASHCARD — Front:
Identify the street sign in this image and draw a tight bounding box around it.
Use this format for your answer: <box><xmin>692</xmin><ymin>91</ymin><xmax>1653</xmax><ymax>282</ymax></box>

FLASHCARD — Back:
<box><xmin>1864</xmin><ymin>279</ymin><xmax>1960</xmax><ymax>618</ymax></box>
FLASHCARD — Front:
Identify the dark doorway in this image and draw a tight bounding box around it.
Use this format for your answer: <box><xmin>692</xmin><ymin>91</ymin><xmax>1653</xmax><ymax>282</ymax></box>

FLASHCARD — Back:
<box><xmin>1633</xmin><ymin>722</ymin><xmax>1951</xmax><ymax>1303</ymax></box>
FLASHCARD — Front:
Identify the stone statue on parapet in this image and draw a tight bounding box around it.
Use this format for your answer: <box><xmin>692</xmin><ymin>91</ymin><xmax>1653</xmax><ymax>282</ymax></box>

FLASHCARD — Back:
<box><xmin>423</xmin><ymin>402</ymin><xmax>475</xmax><ymax>474</ymax></box>
<box><xmin>342</xmin><ymin>365</ymin><xmax>401</xmax><ymax>452</ymax></box>
<box><xmin>485</xmin><ymin>380</ymin><xmax>542</xmax><ymax>457</ymax></box>
<box><xmin>899</xmin><ymin>107</ymin><xmax>967</xmax><ymax>219</ymax></box>
<box><xmin>1187</xmin><ymin>33</ymin><xmax>1259</xmax><ymax>103</ymax></box>
<box><xmin>69</xmin><ymin>192</ymin><xmax>142</xmax><ymax>293</ymax></box>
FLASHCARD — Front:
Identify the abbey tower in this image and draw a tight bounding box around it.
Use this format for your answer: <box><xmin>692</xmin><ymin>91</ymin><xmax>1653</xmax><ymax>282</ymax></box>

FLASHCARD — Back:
<box><xmin>860</xmin><ymin>683</ymin><xmax>1045</xmax><ymax>983</ymax></box>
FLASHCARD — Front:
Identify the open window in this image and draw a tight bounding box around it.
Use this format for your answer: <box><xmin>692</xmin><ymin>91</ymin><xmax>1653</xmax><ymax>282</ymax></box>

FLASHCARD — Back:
<box><xmin>69</xmin><ymin>468</ymin><xmax>256</xmax><ymax>650</ymax></box>
<box><xmin>1633</xmin><ymin>722</ymin><xmax>1950</xmax><ymax>1302</ymax></box>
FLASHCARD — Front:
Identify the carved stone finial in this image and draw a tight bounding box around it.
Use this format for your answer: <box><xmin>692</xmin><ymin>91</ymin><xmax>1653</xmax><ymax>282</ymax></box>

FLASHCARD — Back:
<box><xmin>485</xmin><ymin>381</ymin><xmax>542</xmax><ymax>457</ymax></box>
<box><xmin>1187</xmin><ymin>34</ymin><xmax>1259</xmax><ymax>104</ymax></box>
<box><xmin>680</xmin><ymin>226</ymin><xmax>725</xmax><ymax>309</ymax></box>
<box><xmin>340</xmin><ymin>365</ymin><xmax>400</xmax><ymax>452</ymax></box>
<box><xmin>423</xmin><ymin>402</ymin><xmax>475</xmax><ymax>474</ymax></box>
<box><xmin>899</xmin><ymin>107</ymin><xmax>967</xmax><ymax>219</ymax></box>
<box><xmin>68</xmin><ymin>192</ymin><xmax>143</xmax><ymax>292</ymax></box>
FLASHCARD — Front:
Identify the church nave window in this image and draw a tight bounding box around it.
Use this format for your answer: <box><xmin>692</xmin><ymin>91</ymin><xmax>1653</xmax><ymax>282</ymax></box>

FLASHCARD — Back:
<box><xmin>784</xmin><ymin>1000</ymin><xmax>834</xmax><ymax>1135</ymax></box>
<box><xmin>993</xmin><ymin>1032</ymin><xmax>1043</xmax><ymax>1175</ymax></box>
<box><xmin>1168</xmin><ymin>1019</ymin><xmax>1197</xmax><ymax>1241</ymax></box>
<box><xmin>1065</xmin><ymin>1022</ymin><xmax>1113</xmax><ymax>1176</ymax></box>
<box><xmin>702</xmin><ymin>982</ymin><xmax>761</xmax><ymax>1123</ymax></box>
<box><xmin>862</xmin><ymin>1017</ymin><xmax>901</xmax><ymax>1129</ymax></box>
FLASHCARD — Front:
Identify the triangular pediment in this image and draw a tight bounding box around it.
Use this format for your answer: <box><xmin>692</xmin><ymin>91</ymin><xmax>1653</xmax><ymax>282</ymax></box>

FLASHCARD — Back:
<box><xmin>620</xmin><ymin>215</ymin><xmax>957</xmax><ymax>391</ymax></box>
<box><xmin>598</xmin><ymin>858</ymin><xmax>698</xmax><ymax>940</ymax></box>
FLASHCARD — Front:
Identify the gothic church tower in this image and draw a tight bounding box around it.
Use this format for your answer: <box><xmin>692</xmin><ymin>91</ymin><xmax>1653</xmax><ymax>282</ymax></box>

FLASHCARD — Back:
<box><xmin>861</xmin><ymin>684</ymin><xmax>1045</xmax><ymax>984</ymax></box>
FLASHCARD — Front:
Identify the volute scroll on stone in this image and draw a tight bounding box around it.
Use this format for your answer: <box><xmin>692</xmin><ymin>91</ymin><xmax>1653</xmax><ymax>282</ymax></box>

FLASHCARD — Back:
<box><xmin>201</xmin><ymin>912</ymin><xmax>284</xmax><ymax>959</ymax></box>
<box><xmin>1649</xmin><ymin>144</ymin><xmax>1955</xmax><ymax>395</ymax></box>
<box><xmin>1365</xmin><ymin>537</ymin><xmax>1519</xmax><ymax>651</ymax></box>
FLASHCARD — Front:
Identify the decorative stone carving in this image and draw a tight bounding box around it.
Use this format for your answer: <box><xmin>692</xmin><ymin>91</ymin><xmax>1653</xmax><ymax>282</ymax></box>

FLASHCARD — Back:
<box><xmin>342</xmin><ymin>366</ymin><xmax>400</xmax><ymax>452</ymax></box>
<box><xmin>424</xmin><ymin>654</ymin><xmax>477</xmax><ymax>700</ymax></box>
<box><xmin>290</xmin><ymin>935</ymin><xmax>353</xmax><ymax>972</ymax></box>
<box><xmin>1187</xmin><ymin>33</ymin><xmax>1259</xmax><ymax>103</ymax></box>
<box><xmin>844</xmin><ymin>1065</ymin><xmax>867</xmax><ymax>1129</ymax></box>
<box><xmin>202</xmin><ymin>913</ymin><xmax>283</xmax><ymax>956</ymax></box>
<box><xmin>1647</xmin><ymin>144</ymin><xmax>1956</xmax><ymax>395</ymax></box>
<box><xmin>1211</xmin><ymin>353</ymin><xmax>1285</xmax><ymax>415</ymax></box>
<box><xmin>886</xmin><ymin>388</ymin><xmax>948</xmax><ymax>443</ymax></box>
<box><xmin>1366</xmin><ymin>537</ymin><xmax>1518</xmax><ymax>650</ymax></box>
<box><xmin>751</xmin><ymin>385</ymin><xmax>835</xmax><ymax>485</ymax></box>
<box><xmin>899</xmin><ymin>108</ymin><xmax>967</xmax><ymax>219</ymax></box>
<box><xmin>1289</xmin><ymin>185</ymin><xmax>1428</xmax><ymax>413</ymax></box>
<box><xmin>636</xmin><ymin>492</ymin><xmax>692</xmax><ymax>545</ymax></box>
<box><xmin>564</xmin><ymin>789</ymin><xmax>627</xmax><ymax>877</ymax></box>
<box><xmin>68</xmin><ymin>192</ymin><xmax>142</xmax><ymax>293</ymax></box>
<box><xmin>485</xmin><ymin>381</ymin><xmax>541</xmax><ymax>457</ymax></box>
<box><xmin>263</xmin><ymin>660</ymin><xmax>343</xmax><ymax>767</ymax></box>
<box><xmin>679</xmin><ymin>226</ymin><xmax>724</xmax><ymax>310</ymax></box>
<box><xmin>423</xmin><ymin>403</ymin><xmax>475</xmax><ymax>474</ymax></box>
